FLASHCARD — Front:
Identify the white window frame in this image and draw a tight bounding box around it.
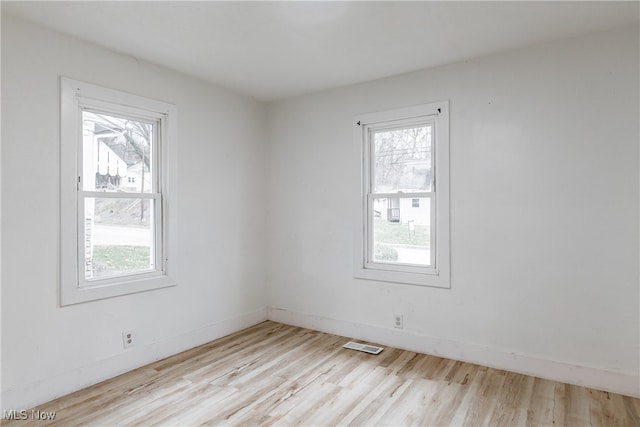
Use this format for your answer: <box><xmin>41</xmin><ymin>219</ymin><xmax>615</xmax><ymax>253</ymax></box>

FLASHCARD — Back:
<box><xmin>354</xmin><ymin>101</ymin><xmax>450</xmax><ymax>288</ymax></box>
<box><xmin>60</xmin><ymin>77</ymin><xmax>177</xmax><ymax>305</ymax></box>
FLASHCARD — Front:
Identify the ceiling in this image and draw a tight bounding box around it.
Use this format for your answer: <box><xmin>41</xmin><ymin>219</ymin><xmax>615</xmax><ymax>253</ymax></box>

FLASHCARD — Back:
<box><xmin>3</xmin><ymin>1</ymin><xmax>638</xmax><ymax>101</ymax></box>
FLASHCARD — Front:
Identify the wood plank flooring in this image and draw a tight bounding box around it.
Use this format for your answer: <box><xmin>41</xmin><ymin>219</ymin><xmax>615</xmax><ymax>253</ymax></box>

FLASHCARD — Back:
<box><xmin>4</xmin><ymin>321</ymin><xmax>639</xmax><ymax>426</ymax></box>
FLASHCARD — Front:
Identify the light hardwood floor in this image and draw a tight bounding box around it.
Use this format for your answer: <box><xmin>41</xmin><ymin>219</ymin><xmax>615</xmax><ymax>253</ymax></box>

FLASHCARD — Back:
<box><xmin>4</xmin><ymin>321</ymin><xmax>639</xmax><ymax>426</ymax></box>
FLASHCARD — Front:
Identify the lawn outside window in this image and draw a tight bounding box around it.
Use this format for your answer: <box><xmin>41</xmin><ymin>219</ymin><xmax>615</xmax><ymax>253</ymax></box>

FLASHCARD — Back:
<box><xmin>354</xmin><ymin>102</ymin><xmax>450</xmax><ymax>288</ymax></box>
<box><xmin>60</xmin><ymin>78</ymin><xmax>177</xmax><ymax>305</ymax></box>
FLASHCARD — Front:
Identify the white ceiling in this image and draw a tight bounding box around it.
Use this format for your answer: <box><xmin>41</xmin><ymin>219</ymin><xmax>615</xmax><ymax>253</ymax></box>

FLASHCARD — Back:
<box><xmin>3</xmin><ymin>1</ymin><xmax>638</xmax><ymax>101</ymax></box>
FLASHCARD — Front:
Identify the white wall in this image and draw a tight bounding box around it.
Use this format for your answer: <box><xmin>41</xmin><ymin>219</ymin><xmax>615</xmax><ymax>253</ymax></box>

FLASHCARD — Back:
<box><xmin>1</xmin><ymin>14</ymin><xmax>267</xmax><ymax>410</ymax></box>
<box><xmin>266</xmin><ymin>25</ymin><xmax>639</xmax><ymax>396</ymax></box>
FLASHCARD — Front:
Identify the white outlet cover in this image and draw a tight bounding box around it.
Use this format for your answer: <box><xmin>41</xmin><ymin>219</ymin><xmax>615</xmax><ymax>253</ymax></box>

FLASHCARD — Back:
<box><xmin>122</xmin><ymin>331</ymin><xmax>134</xmax><ymax>348</ymax></box>
<box><xmin>394</xmin><ymin>314</ymin><xmax>403</xmax><ymax>329</ymax></box>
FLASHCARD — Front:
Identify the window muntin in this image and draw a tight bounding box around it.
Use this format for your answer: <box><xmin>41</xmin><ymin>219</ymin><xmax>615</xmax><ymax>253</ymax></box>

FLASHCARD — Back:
<box><xmin>354</xmin><ymin>101</ymin><xmax>450</xmax><ymax>288</ymax></box>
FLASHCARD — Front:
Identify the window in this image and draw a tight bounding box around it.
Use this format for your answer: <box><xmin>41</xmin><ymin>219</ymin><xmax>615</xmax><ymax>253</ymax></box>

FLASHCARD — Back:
<box><xmin>60</xmin><ymin>78</ymin><xmax>177</xmax><ymax>305</ymax></box>
<box><xmin>354</xmin><ymin>102</ymin><xmax>450</xmax><ymax>288</ymax></box>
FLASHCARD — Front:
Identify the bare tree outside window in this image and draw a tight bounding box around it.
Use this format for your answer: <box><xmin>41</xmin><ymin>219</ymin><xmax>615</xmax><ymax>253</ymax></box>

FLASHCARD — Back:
<box><xmin>373</xmin><ymin>126</ymin><xmax>432</xmax><ymax>193</ymax></box>
<box><xmin>82</xmin><ymin>111</ymin><xmax>157</xmax><ymax>279</ymax></box>
<box><xmin>371</xmin><ymin>125</ymin><xmax>433</xmax><ymax>266</ymax></box>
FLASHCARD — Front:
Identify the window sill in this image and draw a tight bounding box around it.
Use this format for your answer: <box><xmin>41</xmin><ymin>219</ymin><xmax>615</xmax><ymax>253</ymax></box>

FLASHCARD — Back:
<box><xmin>60</xmin><ymin>274</ymin><xmax>176</xmax><ymax>306</ymax></box>
<box><xmin>354</xmin><ymin>266</ymin><xmax>450</xmax><ymax>288</ymax></box>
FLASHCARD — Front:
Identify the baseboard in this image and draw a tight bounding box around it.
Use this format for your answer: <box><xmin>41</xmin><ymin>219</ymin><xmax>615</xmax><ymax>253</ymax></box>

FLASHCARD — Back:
<box><xmin>2</xmin><ymin>307</ymin><xmax>268</xmax><ymax>413</ymax></box>
<box><xmin>267</xmin><ymin>307</ymin><xmax>639</xmax><ymax>398</ymax></box>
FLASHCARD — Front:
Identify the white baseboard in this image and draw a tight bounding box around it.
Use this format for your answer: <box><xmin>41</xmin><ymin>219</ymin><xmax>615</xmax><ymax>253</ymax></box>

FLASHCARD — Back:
<box><xmin>267</xmin><ymin>307</ymin><xmax>639</xmax><ymax>398</ymax></box>
<box><xmin>2</xmin><ymin>307</ymin><xmax>267</xmax><ymax>412</ymax></box>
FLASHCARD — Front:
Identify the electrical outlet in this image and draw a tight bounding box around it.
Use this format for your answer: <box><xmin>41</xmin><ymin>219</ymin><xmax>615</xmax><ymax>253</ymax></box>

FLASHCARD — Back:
<box><xmin>122</xmin><ymin>331</ymin><xmax>134</xmax><ymax>348</ymax></box>
<box><xmin>394</xmin><ymin>314</ymin><xmax>403</xmax><ymax>329</ymax></box>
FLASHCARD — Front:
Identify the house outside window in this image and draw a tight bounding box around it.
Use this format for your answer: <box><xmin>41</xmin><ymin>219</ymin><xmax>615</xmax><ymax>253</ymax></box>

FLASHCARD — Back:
<box><xmin>60</xmin><ymin>78</ymin><xmax>177</xmax><ymax>305</ymax></box>
<box><xmin>354</xmin><ymin>102</ymin><xmax>450</xmax><ymax>288</ymax></box>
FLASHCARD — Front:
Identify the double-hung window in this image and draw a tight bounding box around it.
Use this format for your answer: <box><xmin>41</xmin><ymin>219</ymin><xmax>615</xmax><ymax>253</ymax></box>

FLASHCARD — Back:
<box><xmin>60</xmin><ymin>78</ymin><xmax>176</xmax><ymax>305</ymax></box>
<box><xmin>354</xmin><ymin>101</ymin><xmax>450</xmax><ymax>288</ymax></box>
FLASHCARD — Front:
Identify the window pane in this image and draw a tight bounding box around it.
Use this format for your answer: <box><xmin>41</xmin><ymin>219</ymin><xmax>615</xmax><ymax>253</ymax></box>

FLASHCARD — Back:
<box><xmin>83</xmin><ymin>197</ymin><xmax>155</xmax><ymax>280</ymax></box>
<box><xmin>372</xmin><ymin>197</ymin><xmax>431</xmax><ymax>266</ymax></box>
<box><xmin>82</xmin><ymin>111</ymin><xmax>153</xmax><ymax>193</ymax></box>
<box><xmin>373</xmin><ymin>125</ymin><xmax>432</xmax><ymax>193</ymax></box>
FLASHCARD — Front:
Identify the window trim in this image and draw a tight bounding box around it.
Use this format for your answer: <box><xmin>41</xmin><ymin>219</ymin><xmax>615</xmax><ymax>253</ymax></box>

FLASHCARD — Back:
<box><xmin>353</xmin><ymin>101</ymin><xmax>450</xmax><ymax>288</ymax></box>
<box><xmin>60</xmin><ymin>77</ymin><xmax>177</xmax><ymax>306</ymax></box>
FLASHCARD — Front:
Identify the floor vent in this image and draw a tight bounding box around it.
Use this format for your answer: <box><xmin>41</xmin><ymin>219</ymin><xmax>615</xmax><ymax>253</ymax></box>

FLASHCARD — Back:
<box><xmin>342</xmin><ymin>341</ymin><xmax>384</xmax><ymax>355</ymax></box>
